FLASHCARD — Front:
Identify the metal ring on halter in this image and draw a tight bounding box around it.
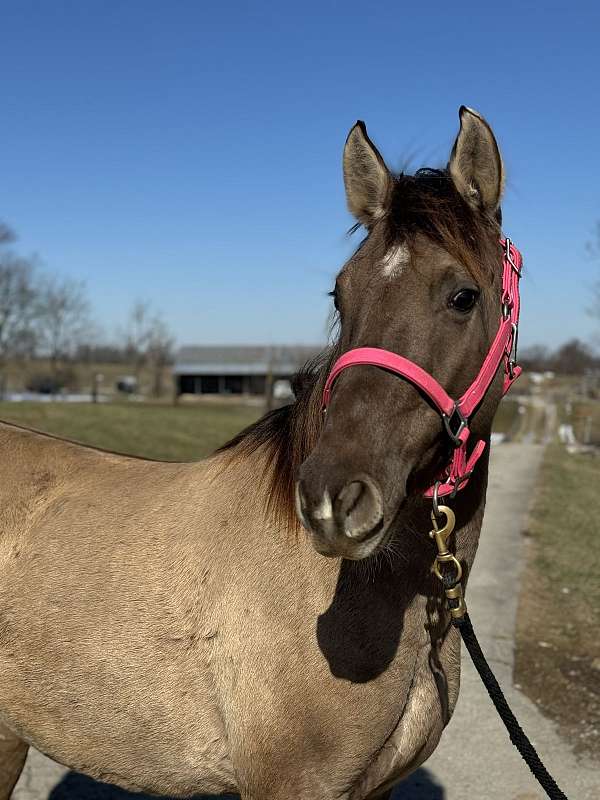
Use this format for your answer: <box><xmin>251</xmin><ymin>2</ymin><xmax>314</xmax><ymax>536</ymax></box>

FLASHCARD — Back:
<box><xmin>510</xmin><ymin>321</ymin><xmax>519</xmax><ymax>363</ymax></box>
<box><xmin>442</xmin><ymin>406</ymin><xmax>468</xmax><ymax>448</ymax></box>
<box><xmin>432</xmin><ymin>481</ymin><xmax>442</xmax><ymax>520</ymax></box>
<box><xmin>504</xmin><ymin>237</ymin><xmax>522</xmax><ymax>276</ymax></box>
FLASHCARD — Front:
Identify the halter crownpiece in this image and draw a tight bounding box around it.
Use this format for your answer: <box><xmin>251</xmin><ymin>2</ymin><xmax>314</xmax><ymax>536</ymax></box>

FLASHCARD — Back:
<box><xmin>322</xmin><ymin>237</ymin><xmax>523</xmax><ymax>500</ymax></box>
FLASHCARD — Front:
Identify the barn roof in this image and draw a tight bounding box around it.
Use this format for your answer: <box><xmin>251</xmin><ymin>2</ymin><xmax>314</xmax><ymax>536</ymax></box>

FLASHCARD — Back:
<box><xmin>173</xmin><ymin>344</ymin><xmax>322</xmax><ymax>376</ymax></box>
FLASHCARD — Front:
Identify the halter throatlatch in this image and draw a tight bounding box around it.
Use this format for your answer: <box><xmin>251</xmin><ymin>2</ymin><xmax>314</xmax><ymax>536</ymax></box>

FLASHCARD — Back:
<box><xmin>322</xmin><ymin>237</ymin><xmax>523</xmax><ymax>500</ymax></box>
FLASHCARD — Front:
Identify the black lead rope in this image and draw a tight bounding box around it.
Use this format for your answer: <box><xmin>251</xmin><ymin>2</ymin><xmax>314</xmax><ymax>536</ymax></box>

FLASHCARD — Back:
<box><xmin>454</xmin><ymin>614</ymin><xmax>569</xmax><ymax>800</ymax></box>
<box><xmin>431</xmin><ymin>504</ymin><xmax>569</xmax><ymax>799</ymax></box>
<box><xmin>444</xmin><ymin>584</ymin><xmax>569</xmax><ymax>799</ymax></box>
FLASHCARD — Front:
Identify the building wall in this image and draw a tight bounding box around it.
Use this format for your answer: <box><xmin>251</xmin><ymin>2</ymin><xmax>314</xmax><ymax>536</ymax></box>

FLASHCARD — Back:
<box><xmin>177</xmin><ymin>374</ymin><xmax>267</xmax><ymax>395</ymax></box>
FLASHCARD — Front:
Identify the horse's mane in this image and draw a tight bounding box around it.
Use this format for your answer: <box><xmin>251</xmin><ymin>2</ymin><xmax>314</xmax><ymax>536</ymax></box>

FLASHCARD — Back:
<box><xmin>217</xmin><ymin>345</ymin><xmax>340</xmax><ymax>528</ymax></box>
<box><xmin>218</xmin><ymin>167</ymin><xmax>500</xmax><ymax>528</ymax></box>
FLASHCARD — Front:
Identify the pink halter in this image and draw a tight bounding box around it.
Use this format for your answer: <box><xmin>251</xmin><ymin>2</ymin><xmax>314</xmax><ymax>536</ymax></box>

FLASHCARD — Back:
<box><xmin>322</xmin><ymin>237</ymin><xmax>523</xmax><ymax>501</ymax></box>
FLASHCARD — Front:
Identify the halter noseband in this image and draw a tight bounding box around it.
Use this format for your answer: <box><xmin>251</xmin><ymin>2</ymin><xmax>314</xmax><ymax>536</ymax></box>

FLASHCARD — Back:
<box><xmin>322</xmin><ymin>237</ymin><xmax>523</xmax><ymax>501</ymax></box>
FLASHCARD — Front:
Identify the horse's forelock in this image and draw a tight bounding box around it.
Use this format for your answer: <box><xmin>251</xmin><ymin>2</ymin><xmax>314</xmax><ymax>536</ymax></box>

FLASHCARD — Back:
<box><xmin>386</xmin><ymin>168</ymin><xmax>500</xmax><ymax>285</ymax></box>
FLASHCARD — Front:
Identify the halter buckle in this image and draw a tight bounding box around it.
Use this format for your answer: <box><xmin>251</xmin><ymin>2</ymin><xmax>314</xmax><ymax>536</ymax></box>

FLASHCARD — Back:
<box><xmin>504</xmin><ymin>237</ymin><xmax>521</xmax><ymax>276</ymax></box>
<box><xmin>442</xmin><ymin>406</ymin><xmax>468</xmax><ymax>447</ymax></box>
<box><xmin>510</xmin><ymin>321</ymin><xmax>519</xmax><ymax>362</ymax></box>
<box><xmin>450</xmin><ymin>469</ymin><xmax>474</xmax><ymax>498</ymax></box>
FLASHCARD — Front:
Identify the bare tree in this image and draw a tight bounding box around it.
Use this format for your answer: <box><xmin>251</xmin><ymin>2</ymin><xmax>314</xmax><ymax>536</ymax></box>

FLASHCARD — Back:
<box><xmin>146</xmin><ymin>314</ymin><xmax>174</xmax><ymax>397</ymax></box>
<box><xmin>0</xmin><ymin>228</ymin><xmax>39</xmax><ymax>396</ymax></box>
<box><xmin>0</xmin><ymin>222</ymin><xmax>16</xmax><ymax>246</ymax></box>
<box><xmin>519</xmin><ymin>344</ymin><xmax>551</xmax><ymax>372</ymax></box>
<box><xmin>36</xmin><ymin>276</ymin><xmax>91</xmax><ymax>377</ymax></box>
<box><xmin>124</xmin><ymin>302</ymin><xmax>174</xmax><ymax>396</ymax></box>
<box><xmin>125</xmin><ymin>301</ymin><xmax>152</xmax><ymax>384</ymax></box>
<box><xmin>551</xmin><ymin>338</ymin><xmax>596</xmax><ymax>375</ymax></box>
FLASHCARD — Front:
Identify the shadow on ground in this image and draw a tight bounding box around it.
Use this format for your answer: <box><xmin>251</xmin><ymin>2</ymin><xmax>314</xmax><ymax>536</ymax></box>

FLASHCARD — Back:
<box><xmin>47</xmin><ymin>767</ymin><xmax>444</xmax><ymax>799</ymax></box>
<box><xmin>390</xmin><ymin>768</ymin><xmax>445</xmax><ymax>798</ymax></box>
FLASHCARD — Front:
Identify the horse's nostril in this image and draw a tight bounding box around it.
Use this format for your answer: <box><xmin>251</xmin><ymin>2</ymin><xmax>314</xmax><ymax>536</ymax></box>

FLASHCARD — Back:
<box><xmin>336</xmin><ymin>477</ymin><xmax>384</xmax><ymax>541</ymax></box>
<box><xmin>296</xmin><ymin>473</ymin><xmax>385</xmax><ymax>549</ymax></box>
<box><xmin>337</xmin><ymin>481</ymin><xmax>365</xmax><ymax>518</ymax></box>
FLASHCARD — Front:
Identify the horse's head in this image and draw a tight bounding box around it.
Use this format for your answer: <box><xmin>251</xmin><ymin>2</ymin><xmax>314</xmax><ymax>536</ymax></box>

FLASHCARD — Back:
<box><xmin>296</xmin><ymin>107</ymin><xmax>507</xmax><ymax>559</ymax></box>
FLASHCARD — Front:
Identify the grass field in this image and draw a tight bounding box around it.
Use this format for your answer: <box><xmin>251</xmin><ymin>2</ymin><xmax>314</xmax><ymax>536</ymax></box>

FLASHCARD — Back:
<box><xmin>0</xmin><ymin>394</ymin><xmax>520</xmax><ymax>457</ymax></box>
<box><xmin>515</xmin><ymin>443</ymin><xmax>600</xmax><ymax>758</ymax></box>
<box><xmin>0</xmin><ymin>401</ymin><xmax>262</xmax><ymax>461</ymax></box>
<box><xmin>0</xmin><ymin>392</ymin><xmax>520</xmax><ymax>461</ymax></box>
<box><xmin>569</xmin><ymin>399</ymin><xmax>600</xmax><ymax>445</ymax></box>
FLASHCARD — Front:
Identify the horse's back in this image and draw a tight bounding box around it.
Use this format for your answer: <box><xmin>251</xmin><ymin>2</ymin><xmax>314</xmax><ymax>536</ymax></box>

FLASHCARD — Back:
<box><xmin>0</xmin><ymin>421</ymin><xmax>237</xmax><ymax>795</ymax></box>
<box><xmin>0</xmin><ymin>417</ymin><xmax>214</xmax><ymax>528</ymax></box>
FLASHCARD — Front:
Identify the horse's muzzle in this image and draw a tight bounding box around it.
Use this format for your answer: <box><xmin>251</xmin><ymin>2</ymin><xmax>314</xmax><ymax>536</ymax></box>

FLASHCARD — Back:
<box><xmin>295</xmin><ymin>474</ymin><xmax>387</xmax><ymax>559</ymax></box>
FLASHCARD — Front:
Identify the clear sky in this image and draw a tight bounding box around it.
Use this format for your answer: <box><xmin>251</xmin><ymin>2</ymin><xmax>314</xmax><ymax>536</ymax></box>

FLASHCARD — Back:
<box><xmin>1</xmin><ymin>1</ymin><xmax>599</xmax><ymax>351</ymax></box>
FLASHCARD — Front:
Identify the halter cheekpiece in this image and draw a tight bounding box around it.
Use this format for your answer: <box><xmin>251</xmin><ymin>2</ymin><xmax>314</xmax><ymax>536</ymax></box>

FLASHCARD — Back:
<box><xmin>322</xmin><ymin>237</ymin><xmax>523</xmax><ymax>501</ymax></box>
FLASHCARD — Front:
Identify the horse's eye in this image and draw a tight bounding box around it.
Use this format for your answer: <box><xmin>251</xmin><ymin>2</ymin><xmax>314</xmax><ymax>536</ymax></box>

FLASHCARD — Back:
<box><xmin>449</xmin><ymin>288</ymin><xmax>479</xmax><ymax>313</ymax></box>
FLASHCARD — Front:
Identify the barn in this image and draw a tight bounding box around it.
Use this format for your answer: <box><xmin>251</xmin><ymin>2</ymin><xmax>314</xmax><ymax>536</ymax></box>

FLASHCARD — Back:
<box><xmin>173</xmin><ymin>345</ymin><xmax>321</xmax><ymax>397</ymax></box>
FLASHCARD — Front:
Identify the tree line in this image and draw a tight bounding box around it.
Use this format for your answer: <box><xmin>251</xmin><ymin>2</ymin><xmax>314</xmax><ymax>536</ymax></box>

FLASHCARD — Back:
<box><xmin>0</xmin><ymin>221</ymin><xmax>173</xmax><ymax>397</ymax></box>
<box><xmin>519</xmin><ymin>339</ymin><xmax>598</xmax><ymax>375</ymax></box>
<box><xmin>3</xmin><ymin>216</ymin><xmax>600</xmax><ymax>397</ymax></box>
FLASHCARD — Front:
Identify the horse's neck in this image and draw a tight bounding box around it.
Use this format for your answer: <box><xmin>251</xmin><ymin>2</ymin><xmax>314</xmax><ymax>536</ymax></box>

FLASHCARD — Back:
<box><xmin>208</xmin><ymin>424</ymin><xmax>489</xmax><ymax>623</ymax></box>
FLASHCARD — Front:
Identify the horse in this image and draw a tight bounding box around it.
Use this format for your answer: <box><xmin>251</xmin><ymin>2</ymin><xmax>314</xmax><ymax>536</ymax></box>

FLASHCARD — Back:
<box><xmin>1</xmin><ymin>106</ymin><xmax>509</xmax><ymax>800</ymax></box>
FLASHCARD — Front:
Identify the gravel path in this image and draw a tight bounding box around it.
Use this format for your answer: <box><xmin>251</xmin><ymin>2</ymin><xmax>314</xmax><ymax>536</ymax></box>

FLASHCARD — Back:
<box><xmin>13</xmin><ymin>443</ymin><xmax>598</xmax><ymax>799</ymax></box>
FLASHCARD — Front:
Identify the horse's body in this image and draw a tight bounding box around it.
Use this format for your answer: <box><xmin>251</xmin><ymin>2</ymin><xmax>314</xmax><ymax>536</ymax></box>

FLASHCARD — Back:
<box><xmin>0</xmin><ymin>420</ymin><xmax>483</xmax><ymax>798</ymax></box>
<box><xmin>0</xmin><ymin>106</ymin><xmax>509</xmax><ymax>798</ymax></box>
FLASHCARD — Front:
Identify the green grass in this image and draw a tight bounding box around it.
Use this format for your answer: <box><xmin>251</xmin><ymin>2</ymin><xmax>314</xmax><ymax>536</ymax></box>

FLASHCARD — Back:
<box><xmin>515</xmin><ymin>442</ymin><xmax>600</xmax><ymax>759</ymax></box>
<box><xmin>569</xmin><ymin>399</ymin><xmax>600</xmax><ymax>446</ymax></box>
<box><xmin>0</xmin><ymin>401</ymin><xmax>262</xmax><ymax>461</ymax></box>
<box><xmin>528</xmin><ymin>443</ymin><xmax>600</xmax><ymax>621</ymax></box>
<box><xmin>0</xmin><ymin>394</ymin><xmax>521</xmax><ymax>462</ymax></box>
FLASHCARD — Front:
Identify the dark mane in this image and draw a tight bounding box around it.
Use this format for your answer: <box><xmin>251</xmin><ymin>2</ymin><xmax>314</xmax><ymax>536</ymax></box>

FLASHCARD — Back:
<box><xmin>218</xmin><ymin>346</ymin><xmax>340</xmax><ymax>528</ymax></box>
<box><xmin>218</xmin><ymin>165</ymin><xmax>501</xmax><ymax>527</ymax></box>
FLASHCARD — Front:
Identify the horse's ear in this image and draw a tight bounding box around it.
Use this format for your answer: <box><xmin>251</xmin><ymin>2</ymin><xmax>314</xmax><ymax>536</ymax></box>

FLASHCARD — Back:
<box><xmin>449</xmin><ymin>106</ymin><xmax>504</xmax><ymax>213</ymax></box>
<box><xmin>343</xmin><ymin>121</ymin><xmax>392</xmax><ymax>228</ymax></box>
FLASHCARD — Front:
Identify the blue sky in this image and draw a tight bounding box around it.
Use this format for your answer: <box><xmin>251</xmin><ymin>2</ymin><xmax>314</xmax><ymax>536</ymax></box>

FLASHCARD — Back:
<box><xmin>1</xmin><ymin>1</ymin><xmax>599</xmax><ymax>350</ymax></box>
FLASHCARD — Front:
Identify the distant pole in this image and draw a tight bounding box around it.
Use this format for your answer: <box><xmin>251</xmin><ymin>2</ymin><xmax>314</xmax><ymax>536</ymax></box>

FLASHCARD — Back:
<box><xmin>92</xmin><ymin>373</ymin><xmax>103</xmax><ymax>404</ymax></box>
<box><xmin>265</xmin><ymin>362</ymin><xmax>274</xmax><ymax>412</ymax></box>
